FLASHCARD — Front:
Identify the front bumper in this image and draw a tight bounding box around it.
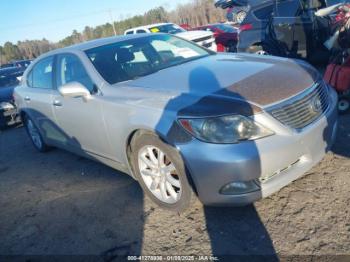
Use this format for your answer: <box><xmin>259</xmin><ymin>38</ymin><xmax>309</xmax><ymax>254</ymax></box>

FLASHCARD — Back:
<box><xmin>177</xmin><ymin>88</ymin><xmax>338</xmax><ymax>206</ymax></box>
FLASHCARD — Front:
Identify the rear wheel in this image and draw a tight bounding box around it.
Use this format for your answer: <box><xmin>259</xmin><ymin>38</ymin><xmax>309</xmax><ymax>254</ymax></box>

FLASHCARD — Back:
<box><xmin>24</xmin><ymin>115</ymin><xmax>50</xmax><ymax>152</ymax></box>
<box><xmin>130</xmin><ymin>131</ymin><xmax>195</xmax><ymax>212</ymax></box>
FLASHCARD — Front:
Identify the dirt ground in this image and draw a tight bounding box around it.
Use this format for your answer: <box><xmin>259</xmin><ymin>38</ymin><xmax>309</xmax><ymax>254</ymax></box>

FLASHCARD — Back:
<box><xmin>0</xmin><ymin>115</ymin><xmax>350</xmax><ymax>261</ymax></box>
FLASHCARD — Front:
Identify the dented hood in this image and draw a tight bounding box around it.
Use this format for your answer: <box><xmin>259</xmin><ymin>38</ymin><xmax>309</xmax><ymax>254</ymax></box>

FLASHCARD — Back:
<box><xmin>124</xmin><ymin>53</ymin><xmax>320</xmax><ymax>112</ymax></box>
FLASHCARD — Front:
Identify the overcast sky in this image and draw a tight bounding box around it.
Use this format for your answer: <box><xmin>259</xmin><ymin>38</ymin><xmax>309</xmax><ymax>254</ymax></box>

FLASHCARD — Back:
<box><xmin>0</xmin><ymin>0</ymin><xmax>191</xmax><ymax>45</ymax></box>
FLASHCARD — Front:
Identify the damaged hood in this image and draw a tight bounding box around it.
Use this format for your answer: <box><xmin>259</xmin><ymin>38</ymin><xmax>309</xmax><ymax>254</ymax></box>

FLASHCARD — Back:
<box><xmin>119</xmin><ymin>53</ymin><xmax>320</xmax><ymax>117</ymax></box>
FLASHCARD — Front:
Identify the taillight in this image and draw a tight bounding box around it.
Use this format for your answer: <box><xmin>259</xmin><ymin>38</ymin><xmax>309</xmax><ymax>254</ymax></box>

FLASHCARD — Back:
<box><xmin>239</xmin><ymin>23</ymin><xmax>253</xmax><ymax>32</ymax></box>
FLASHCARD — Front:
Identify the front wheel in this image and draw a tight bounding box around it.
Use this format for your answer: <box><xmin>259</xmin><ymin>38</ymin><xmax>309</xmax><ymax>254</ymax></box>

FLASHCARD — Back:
<box><xmin>130</xmin><ymin>132</ymin><xmax>195</xmax><ymax>212</ymax></box>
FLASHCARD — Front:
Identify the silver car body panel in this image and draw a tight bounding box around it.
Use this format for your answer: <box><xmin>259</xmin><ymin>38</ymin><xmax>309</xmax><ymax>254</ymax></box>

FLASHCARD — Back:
<box><xmin>15</xmin><ymin>34</ymin><xmax>338</xmax><ymax>205</ymax></box>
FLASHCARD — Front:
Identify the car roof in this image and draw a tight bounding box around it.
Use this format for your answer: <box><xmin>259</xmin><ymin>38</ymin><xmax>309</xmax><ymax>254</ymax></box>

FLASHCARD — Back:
<box><xmin>125</xmin><ymin>23</ymin><xmax>173</xmax><ymax>31</ymax></box>
<box><xmin>38</xmin><ymin>33</ymin><xmax>157</xmax><ymax>58</ymax></box>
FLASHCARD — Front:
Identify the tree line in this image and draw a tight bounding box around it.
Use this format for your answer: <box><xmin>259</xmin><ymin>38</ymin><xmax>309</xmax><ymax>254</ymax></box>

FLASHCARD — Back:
<box><xmin>0</xmin><ymin>0</ymin><xmax>225</xmax><ymax>65</ymax></box>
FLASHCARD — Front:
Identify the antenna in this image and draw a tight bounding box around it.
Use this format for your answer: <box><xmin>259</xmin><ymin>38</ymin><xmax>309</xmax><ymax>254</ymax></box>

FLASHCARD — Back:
<box><xmin>108</xmin><ymin>9</ymin><xmax>117</xmax><ymax>36</ymax></box>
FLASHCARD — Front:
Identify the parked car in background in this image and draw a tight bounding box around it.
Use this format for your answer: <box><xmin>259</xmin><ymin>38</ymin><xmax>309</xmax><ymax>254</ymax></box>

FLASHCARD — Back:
<box><xmin>179</xmin><ymin>24</ymin><xmax>191</xmax><ymax>30</ymax></box>
<box><xmin>237</xmin><ymin>0</ymin><xmax>348</xmax><ymax>63</ymax></box>
<box><xmin>215</xmin><ymin>0</ymin><xmax>264</xmax><ymax>24</ymax></box>
<box><xmin>0</xmin><ymin>67</ymin><xmax>22</xmax><ymax>129</ymax></box>
<box><xmin>124</xmin><ymin>23</ymin><xmax>217</xmax><ymax>51</ymax></box>
<box><xmin>192</xmin><ymin>23</ymin><xmax>238</xmax><ymax>52</ymax></box>
<box><xmin>0</xmin><ymin>59</ymin><xmax>32</xmax><ymax>69</ymax></box>
<box><xmin>15</xmin><ymin>34</ymin><xmax>337</xmax><ymax>212</ymax></box>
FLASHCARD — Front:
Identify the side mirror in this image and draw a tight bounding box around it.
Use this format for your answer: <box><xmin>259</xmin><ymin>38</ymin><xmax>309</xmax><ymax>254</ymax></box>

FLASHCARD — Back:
<box><xmin>58</xmin><ymin>82</ymin><xmax>91</xmax><ymax>101</ymax></box>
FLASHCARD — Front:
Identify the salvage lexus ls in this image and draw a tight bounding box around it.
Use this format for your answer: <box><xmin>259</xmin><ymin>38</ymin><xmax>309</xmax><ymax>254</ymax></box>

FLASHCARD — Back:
<box><xmin>14</xmin><ymin>34</ymin><xmax>338</xmax><ymax>211</ymax></box>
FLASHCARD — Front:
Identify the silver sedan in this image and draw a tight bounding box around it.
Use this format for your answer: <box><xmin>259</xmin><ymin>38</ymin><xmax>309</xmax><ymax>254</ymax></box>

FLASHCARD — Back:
<box><xmin>14</xmin><ymin>34</ymin><xmax>338</xmax><ymax>212</ymax></box>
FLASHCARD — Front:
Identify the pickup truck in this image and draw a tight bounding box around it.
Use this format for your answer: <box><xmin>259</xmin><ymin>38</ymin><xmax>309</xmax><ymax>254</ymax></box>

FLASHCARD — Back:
<box><xmin>124</xmin><ymin>23</ymin><xmax>217</xmax><ymax>51</ymax></box>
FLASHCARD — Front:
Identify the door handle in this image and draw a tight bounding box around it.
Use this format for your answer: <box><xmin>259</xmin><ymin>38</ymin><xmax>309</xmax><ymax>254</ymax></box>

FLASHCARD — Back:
<box><xmin>53</xmin><ymin>100</ymin><xmax>62</xmax><ymax>107</ymax></box>
<box><xmin>24</xmin><ymin>96</ymin><xmax>31</xmax><ymax>101</ymax></box>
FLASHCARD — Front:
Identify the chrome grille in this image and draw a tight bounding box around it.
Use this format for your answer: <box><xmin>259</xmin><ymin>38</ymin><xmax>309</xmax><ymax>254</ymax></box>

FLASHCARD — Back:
<box><xmin>267</xmin><ymin>83</ymin><xmax>329</xmax><ymax>130</ymax></box>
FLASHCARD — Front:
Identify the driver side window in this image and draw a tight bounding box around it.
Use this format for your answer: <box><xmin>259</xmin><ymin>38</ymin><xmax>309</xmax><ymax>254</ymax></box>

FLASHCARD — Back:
<box><xmin>56</xmin><ymin>54</ymin><xmax>96</xmax><ymax>93</ymax></box>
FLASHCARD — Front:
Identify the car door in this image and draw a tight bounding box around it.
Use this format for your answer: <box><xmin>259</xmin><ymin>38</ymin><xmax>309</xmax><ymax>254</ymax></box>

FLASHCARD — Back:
<box><xmin>22</xmin><ymin>56</ymin><xmax>61</xmax><ymax>144</ymax></box>
<box><xmin>272</xmin><ymin>0</ymin><xmax>303</xmax><ymax>55</ymax></box>
<box><xmin>52</xmin><ymin>53</ymin><xmax>112</xmax><ymax>158</ymax></box>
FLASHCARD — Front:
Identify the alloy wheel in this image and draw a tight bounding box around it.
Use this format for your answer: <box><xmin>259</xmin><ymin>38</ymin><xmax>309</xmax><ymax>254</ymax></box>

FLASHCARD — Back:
<box><xmin>26</xmin><ymin>119</ymin><xmax>42</xmax><ymax>149</ymax></box>
<box><xmin>138</xmin><ymin>145</ymin><xmax>181</xmax><ymax>204</ymax></box>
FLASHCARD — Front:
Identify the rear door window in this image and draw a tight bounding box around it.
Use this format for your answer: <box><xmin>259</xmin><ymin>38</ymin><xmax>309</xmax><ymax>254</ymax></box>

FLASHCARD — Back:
<box><xmin>136</xmin><ymin>29</ymin><xmax>147</xmax><ymax>34</ymax></box>
<box><xmin>32</xmin><ymin>56</ymin><xmax>54</xmax><ymax>89</ymax></box>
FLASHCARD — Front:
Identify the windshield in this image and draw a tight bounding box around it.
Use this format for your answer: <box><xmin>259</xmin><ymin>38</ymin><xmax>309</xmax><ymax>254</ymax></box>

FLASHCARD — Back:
<box><xmin>148</xmin><ymin>24</ymin><xmax>186</xmax><ymax>34</ymax></box>
<box><xmin>85</xmin><ymin>34</ymin><xmax>212</xmax><ymax>85</ymax></box>
<box><xmin>214</xmin><ymin>24</ymin><xmax>237</xmax><ymax>33</ymax></box>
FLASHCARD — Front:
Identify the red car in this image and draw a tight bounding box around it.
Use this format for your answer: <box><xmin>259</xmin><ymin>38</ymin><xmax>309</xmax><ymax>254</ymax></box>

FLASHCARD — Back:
<box><xmin>192</xmin><ymin>23</ymin><xmax>238</xmax><ymax>52</ymax></box>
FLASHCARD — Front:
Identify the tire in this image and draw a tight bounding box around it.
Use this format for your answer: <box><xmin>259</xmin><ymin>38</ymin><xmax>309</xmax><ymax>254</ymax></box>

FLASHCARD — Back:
<box><xmin>24</xmin><ymin>114</ymin><xmax>50</xmax><ymax>152</ymax></box>
<box><xmin>130</xmin><ymin>131</ymin><xmax>195</xmax><ymax>212</ymax></box>
<box><xmin>338</xmin><ymin>97</ymin><xmax>350</xmax><ymax>115</ymax></box>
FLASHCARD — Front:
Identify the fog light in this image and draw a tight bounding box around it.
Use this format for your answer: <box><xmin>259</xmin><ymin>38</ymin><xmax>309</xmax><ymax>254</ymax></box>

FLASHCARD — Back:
<box><xmin>220</xmin><ymin>181</ymin><xmax>260</xmax><ymax>195</ymax></box>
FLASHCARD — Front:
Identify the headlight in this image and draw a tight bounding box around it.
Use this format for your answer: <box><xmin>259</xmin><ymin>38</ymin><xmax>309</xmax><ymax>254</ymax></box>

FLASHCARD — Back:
<box><xmin>179</xmin><ymin>115</ymin><xmax>274</xmax><ymax>144</ymax></box>
<box><xmin>0</xmin><ymin>102</ymin><xmax>15</xmax><ymax>110</ymax></box>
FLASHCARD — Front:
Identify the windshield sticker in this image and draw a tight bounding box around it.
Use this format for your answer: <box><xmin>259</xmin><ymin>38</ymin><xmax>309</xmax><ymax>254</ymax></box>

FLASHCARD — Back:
<box><xmin>150</xmin><ymin>27</ymin><xmax>160</xmax><ymax>33</ymax></box>
<box><xmin>175</xmin><ymin>48</ymin><xmax>200</xmax><ymax>58</ymax></box>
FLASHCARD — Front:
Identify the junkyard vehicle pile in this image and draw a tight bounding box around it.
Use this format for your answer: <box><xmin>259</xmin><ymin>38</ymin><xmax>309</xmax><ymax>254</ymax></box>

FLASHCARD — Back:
<box><xmin>214</xmin><ymin>0</ymin><xmax>350</xmax><ymax>112</ymax></box>
<box><xmin>323</xmin><ymin>3</ymin><xmax>350</xmax><ymax>113</ymax></box>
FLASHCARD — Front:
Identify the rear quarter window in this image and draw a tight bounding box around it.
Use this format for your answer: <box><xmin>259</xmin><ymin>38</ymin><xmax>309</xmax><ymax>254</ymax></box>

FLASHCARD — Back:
<box><xmin>31</xmin><ymin>56</ymin><xmax>54</xmax><ymax>89</ymax></box>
